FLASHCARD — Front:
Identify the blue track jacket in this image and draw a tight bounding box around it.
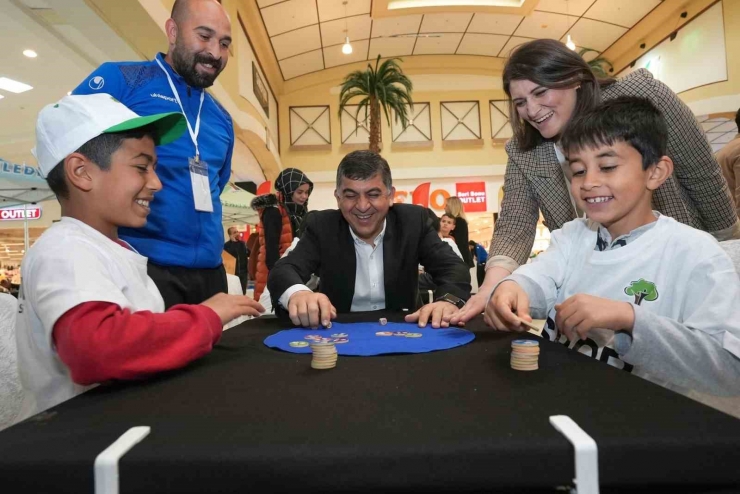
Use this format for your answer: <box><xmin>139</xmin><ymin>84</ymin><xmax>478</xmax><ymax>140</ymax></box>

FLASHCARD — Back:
<box><xmin>73</xmin><ymin>53</ymin><xmax>233</xmax><ymax>269</ymax></box>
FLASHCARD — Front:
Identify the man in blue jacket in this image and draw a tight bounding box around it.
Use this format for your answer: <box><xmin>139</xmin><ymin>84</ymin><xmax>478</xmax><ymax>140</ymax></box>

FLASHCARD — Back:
<box><xmin>73</xmin><ymin>0</ymin><xmax>234</xmax><ymax>307</ymax></box>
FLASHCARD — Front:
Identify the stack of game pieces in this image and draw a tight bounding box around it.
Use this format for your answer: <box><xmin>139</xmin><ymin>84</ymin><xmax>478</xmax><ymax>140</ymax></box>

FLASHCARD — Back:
<box><xmin>310</xmin><ymin>341</ymin><xmax>338</xmax><ymax>370</ymax></box>
<box><xmin>510</xmin><ymin>339</ymin><xmax>539</xmax><ymax>371</ymax></box>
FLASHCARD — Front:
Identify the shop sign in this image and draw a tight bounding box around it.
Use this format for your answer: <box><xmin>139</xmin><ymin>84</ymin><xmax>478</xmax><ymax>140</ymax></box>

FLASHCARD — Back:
<box><xmin>0</xmin><ymin>205</ymin><xmax>42</xmax><ymax>221</ymax></box>
<box><xmin>394</xmin><ymin>182</ymin><xmax>488</xmax><ymax>212</ymax></box>
<box><xmin>455</xmin><ymin>182</ymin><xmax>487</xmax><ymax>212</ymax></box>
<box><xmin>0</xmin><ymin>159</ymin><xmax>44</xmax><ymax>178</ymax></box>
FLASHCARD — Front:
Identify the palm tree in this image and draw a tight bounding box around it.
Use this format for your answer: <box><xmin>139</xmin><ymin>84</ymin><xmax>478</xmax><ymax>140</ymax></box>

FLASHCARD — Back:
<box><xmin>338</xmin><ymin>55</ymin><xmax>414</xmax><ymax>154</ymax></box>
<box><xmin>579</xmin><ymin>48</ymin><xmax>614</xmax><ymax>78</ymax></box>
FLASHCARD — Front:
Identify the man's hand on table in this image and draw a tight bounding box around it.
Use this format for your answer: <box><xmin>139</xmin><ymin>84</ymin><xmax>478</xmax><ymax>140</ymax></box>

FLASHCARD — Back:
<box><xmin>288</xmin><ymin>291</ymin><xmax>337</xmax><ymax>329</ymax></box>
<box><xmin>405</xmin><ymin>301</ymin><xmax>460</xmax><ymax>329</ymax></box>
<box><xmin>447</xmin><ymin>290</ymin><xmax>488</xmax><ymax>326</ymax></box>
<box><xmin>201</xmin><ymin>293</ymin><xmax>265</xmax><ymax>326</ymax></box>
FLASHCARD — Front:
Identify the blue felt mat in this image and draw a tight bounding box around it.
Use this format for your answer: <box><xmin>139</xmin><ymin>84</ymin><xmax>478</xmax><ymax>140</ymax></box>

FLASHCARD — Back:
<box><xmin>264</xmin><ymin>321</ymin><xmax>475</xmax><ymax>356</ymax></box>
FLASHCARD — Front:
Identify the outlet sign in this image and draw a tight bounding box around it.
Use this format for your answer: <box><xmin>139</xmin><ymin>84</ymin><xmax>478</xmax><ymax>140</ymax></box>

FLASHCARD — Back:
<box><xmin>0</xmin><ymin>205</ymin><xmax>42</xmax><ymax>221</ymax></box>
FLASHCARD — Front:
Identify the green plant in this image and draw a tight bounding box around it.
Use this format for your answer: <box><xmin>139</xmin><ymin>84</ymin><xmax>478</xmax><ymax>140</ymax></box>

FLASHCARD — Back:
<box><xmin>338</xmin><ymin>55</ymin><xmax>414</xmax><ymax>153</ymax></box>
<box><xmin>579</xmin><ymin>48</ymin><xmax>614</xmax><ymax>78</ymax></box>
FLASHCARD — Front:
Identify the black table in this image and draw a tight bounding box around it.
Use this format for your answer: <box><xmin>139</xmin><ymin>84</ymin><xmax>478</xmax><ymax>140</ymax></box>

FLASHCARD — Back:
<box><xmin>3</xmin><ymin>312</ymin><xmax>740</xmax><ymax>493</ymax></box>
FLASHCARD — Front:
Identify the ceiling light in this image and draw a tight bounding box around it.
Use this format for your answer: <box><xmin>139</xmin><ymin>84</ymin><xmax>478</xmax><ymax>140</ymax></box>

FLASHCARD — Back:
<box><xmin>342</xmin><ymin>36</ymin><xmax>353</xmax><ymax>54</ymax></box>
<box><xmin>0</xmin><ymin>77</ymin><xmax>33</xmax><ymax>94</ymax></box>
<box><xmin>564</xmin><ymin>0</ymin><xmax>576</xmax><ymax>51</ymax></box>
<box><xmin>23</xmin><ymin>49</ymin><xmax>38</xmax><ymax>58</ymax></box>
<box><xmin>341</xmin><ymin>2</ymin><xmax>352</xmax><ymax>55</ymax></box>
<box><xmin>566</xmin><ymin>34</ymin><xmax>576</xmax><ymax>51</ymax></box>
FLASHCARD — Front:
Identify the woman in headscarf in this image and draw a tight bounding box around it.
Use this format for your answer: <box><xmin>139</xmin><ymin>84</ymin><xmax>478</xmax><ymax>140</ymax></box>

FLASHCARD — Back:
<box><xmin>250</xmin><ymin>168</ymin><xmax>313</xmax><ymax>302</ymax></box>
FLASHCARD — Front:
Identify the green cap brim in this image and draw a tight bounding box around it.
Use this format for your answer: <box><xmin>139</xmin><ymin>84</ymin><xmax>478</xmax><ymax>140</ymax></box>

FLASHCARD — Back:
<box><xmin>103</xmin><ymin>112</ymin><xmax>187</xmax><ymax>146</ymax></box>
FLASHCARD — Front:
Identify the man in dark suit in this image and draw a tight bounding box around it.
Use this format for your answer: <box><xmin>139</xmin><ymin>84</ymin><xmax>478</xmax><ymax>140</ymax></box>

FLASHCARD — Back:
<box><xmin>267</xmin><ymin>151</ymin><xmax>471</xmax><ymax>329</ymax></box>
<box><xmin>224</xmin><ymin>227</ymin><xmax>250</xmax><ymax>294</ymax></box>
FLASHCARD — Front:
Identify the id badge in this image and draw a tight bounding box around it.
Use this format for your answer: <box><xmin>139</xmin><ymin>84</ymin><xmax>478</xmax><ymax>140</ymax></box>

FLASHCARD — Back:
<box><xmin>189</xmin><ymin>157</ymin><xmax>213</xmax><ymax>212</ymax></box>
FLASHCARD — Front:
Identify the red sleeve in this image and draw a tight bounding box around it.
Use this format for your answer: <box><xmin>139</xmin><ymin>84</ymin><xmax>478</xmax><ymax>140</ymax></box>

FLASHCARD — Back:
<box><xmin>52</xmin><ymin>301</ymin><xmax>223</xmax><ymax>385</ymax></box>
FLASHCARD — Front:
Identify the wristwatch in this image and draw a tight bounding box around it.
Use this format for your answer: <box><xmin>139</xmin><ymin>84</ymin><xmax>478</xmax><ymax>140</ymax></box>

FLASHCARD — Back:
<box><xmin>435</xmin><ymin>293</ymin><xmax>465</xmax><ymax>309</ymax></box>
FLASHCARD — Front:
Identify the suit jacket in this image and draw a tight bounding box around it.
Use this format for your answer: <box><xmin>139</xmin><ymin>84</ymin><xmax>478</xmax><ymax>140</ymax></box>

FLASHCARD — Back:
<box><xmin>267</xmin><ymin>203</ymin><xmax>471</xmax><ymax>312</ymax></box>
<box><xmin>490</xmin><ymin>68</ymin><xmax>740</xmax><ymax>269</ymax></box>
<box><xmin>223</xmin><ymin>240</ymin><xmax>249</xmax><ymax>276</ymax></box>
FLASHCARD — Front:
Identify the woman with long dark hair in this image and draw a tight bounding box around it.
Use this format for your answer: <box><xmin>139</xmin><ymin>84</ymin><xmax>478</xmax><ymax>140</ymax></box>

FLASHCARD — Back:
<box><xmin>452</xmin><ymin>39</ymin><xmax>739</xmax><ymax>326</ymax></box>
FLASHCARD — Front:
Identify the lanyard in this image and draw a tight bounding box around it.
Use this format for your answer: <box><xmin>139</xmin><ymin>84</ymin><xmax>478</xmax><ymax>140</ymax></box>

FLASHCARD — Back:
<box><xmin>155</xmin><ymin>57</ymin><xmax>205</xmax><ymax>160</ymax></box>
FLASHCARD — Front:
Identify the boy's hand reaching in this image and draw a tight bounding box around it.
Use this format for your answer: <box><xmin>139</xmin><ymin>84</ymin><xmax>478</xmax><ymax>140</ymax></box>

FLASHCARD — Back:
<box><xmin>201</xmin><ymin>293</ymin><xmax>265</xmax><ymax>326</ymax></box>
<box><xmin>555</xmin><ymin>294</ymin><xmax>634</xmax><ymax>341</ymax></box>
<box><xmin>486</xmin><ymin>280</ymin><xmax>534</xmax><ymax>331</ymax></box>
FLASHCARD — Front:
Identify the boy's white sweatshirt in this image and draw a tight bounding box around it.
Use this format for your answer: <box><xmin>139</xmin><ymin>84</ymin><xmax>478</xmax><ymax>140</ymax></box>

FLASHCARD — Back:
<box><xmin>507</xmin><ymin>215</ymin><xmax>740</xmax><ymax>400</ymax></box>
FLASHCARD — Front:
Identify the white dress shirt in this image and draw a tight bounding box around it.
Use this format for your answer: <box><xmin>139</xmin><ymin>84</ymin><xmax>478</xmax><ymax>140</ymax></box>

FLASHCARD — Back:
<box><xmin>279</xmin><ymin>221</ymin><xmax>387</xmax><ymax>311</ymax></box>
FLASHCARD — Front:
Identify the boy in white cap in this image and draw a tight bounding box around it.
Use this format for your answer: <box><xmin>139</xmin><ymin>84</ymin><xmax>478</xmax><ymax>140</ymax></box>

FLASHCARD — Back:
<box><xmin>15</xmin><ymin>94</ymin><xmax>264</xmax><ymax>421</ymax></box>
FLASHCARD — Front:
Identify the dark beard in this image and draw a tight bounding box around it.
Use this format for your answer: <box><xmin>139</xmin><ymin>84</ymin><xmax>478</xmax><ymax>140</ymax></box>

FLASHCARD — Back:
<box><xmin>171</xmin><ymin>43</ymin><xmax>223</xmax><ymax>88</ymax></box>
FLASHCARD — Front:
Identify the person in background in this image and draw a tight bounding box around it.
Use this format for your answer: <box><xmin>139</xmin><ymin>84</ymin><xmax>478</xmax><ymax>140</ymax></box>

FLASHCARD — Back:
<box><xmin>418</xmin><ymin>213</ymin><xmax>464</xmax><ymax>304</ymax></box>
<box><xmin>716</xmin><ymin>108</ymin><xmax>740</xmax><ymax>218</ymax></box>
<box><xmin>439</xmin><ymin>214</ymin><xmax>463</xmax><ymax>260</ymax></box>
<box><xmin>73</xmin><ymin>0</ymin><xmax>235</xmax><ymax>308</ymax></box>
<box><xmin>445</xmin><ymin>197</ymin><xmax>474</xmax><ymax>268</ymax></box>
<box><xmin>469</xmin><ymin>240</ymin><xmax>488</xmax><ymax>287</ymax></box>
<box><xmin>259</xmin><ymin>211</ymin><xmax>320</xmax><ymax>313</ymax></box>
<box><xmin>224</xmin><ymin>226</ymin><xmax>250</xmax><ymax>294</ymax></box>
<box><xmin>250</xmin><ymin>168</ymin><xmax>313</xmax><ymax>302</ymax></box>
<box><xmin>452</xmin><ymin>38</ymin><xmax>740</xmax><ymax>327</ymax></box>
<box><xmin>246</xmin><ymin>231</ymin><xmax>259</xmax><ymax>283</ymax></box>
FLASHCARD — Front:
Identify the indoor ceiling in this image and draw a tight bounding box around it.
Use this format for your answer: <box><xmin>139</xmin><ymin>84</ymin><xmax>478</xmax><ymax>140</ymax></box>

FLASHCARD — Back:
<box><xmin>0</xmin><ymin>0</ymin><xmax>264</xmax><ymax>183</ymax></box>
<box><xmin>258</xmin><ymin>0</ymin><xmax>664</xmax><ymax>80</ymax></box>
<box><xmin>0</xmin><ymin>0</ymin><xmax>140</xmax><ymax>164</ymax></box>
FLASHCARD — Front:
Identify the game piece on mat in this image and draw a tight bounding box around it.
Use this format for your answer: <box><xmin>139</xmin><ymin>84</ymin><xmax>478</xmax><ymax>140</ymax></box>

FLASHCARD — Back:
<box><xmin>510</xmin><ymin>339</ymin><xmax>539</xmax><ymax>371</ymax></box>
<box><xmin>290</xmin><ymin>341</ymin><xmax>309</xmax><ymax>348</ymax></box>
<box><xmin>375</xmin><ymin>331</ymin><xmax>392</xmax><ymax>336</ymax></box>
<box><xmin>379</xmin><ymin>318</ymin><xmax>388</xmax><ymax>326</ymax></box>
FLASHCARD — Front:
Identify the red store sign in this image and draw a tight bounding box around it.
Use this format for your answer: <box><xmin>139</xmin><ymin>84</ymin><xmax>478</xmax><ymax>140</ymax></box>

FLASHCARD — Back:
<box><xmin>394</xmin><ymin>182</ymin><xmax>488</xmax><ymax>213</ymax></box>
<box><xmin>455</xmin><ymin>182</ymin><xmax>488</xmax><ymax>212</ymax></box>
<box><xmin>0</xmin><ymin>206</ymin><xmax>42</xmax><ymax>221</ymax></box>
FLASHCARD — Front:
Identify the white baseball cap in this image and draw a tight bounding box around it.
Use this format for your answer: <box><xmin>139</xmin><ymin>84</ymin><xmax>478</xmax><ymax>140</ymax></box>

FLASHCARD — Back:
<box><xmin>33</xmin><ymin>93</ymin><xmax>186</xmax><ymax>177</ymax></box>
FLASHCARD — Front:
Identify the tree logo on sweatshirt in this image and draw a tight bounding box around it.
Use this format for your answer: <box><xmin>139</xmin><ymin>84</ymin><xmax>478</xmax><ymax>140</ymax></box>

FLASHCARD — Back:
<box><xmin>624</xmin><ymin>279</ymin><xmax>659</xmax><ymax>305</ymax></box>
